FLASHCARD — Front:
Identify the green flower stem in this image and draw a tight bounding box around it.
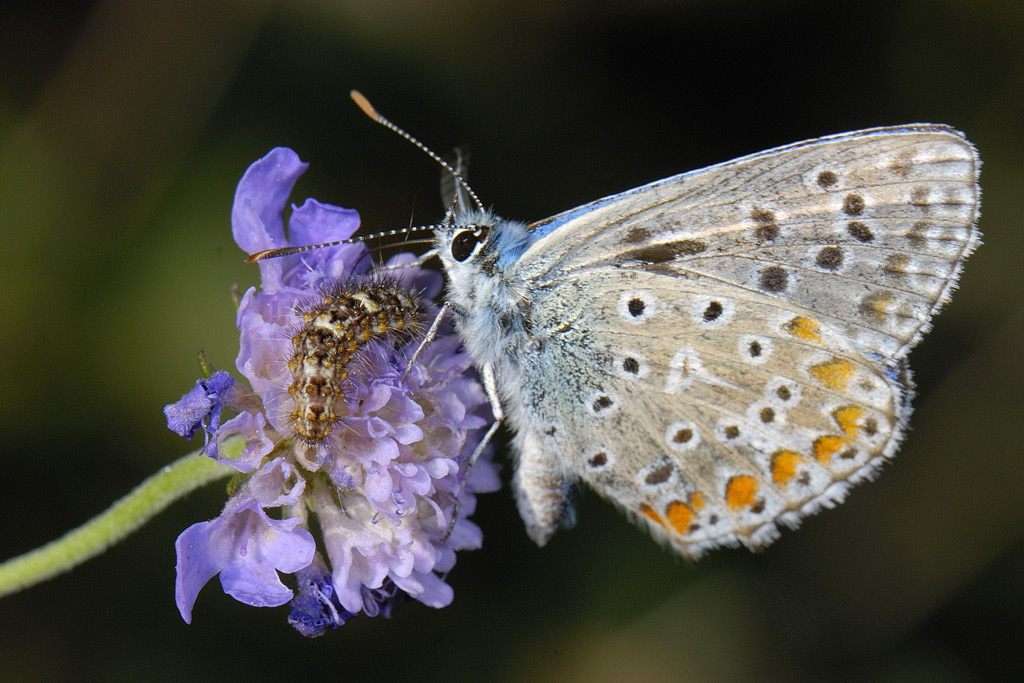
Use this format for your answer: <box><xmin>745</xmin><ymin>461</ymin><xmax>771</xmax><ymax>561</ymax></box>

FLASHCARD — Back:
<box><xmin>0</xmin><ymin>446</ymin><xmax>236</xmax><ymax>599</ymax></box>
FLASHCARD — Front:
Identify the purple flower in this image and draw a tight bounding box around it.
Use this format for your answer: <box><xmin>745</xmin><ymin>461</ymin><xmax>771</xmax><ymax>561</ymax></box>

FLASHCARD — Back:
<box><xmin>166</xmin><ymin>148</ymin><xmax>497</xmax><ymax>634</ymax></box>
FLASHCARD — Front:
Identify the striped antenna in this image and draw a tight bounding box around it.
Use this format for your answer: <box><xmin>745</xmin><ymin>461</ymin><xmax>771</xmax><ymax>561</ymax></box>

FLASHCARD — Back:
<box><xmin>246</xmin><ymin>224</ymin><xmax>485</xmax><ymax>262</ymax></box>
<box><xmin>247</xmin><ymin>92</ymin><xmax>486</xmax><ymax>264</ymax></box>
<box><xmin>350</xmin><ymin>90</ymin><xmax>484</xmax><ymax>213</ymax></box>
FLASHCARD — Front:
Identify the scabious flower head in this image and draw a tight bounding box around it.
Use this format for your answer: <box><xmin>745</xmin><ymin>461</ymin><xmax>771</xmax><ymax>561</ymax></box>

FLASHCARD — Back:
<box><xmin>165</xmin><ymin>147</ymin><xmax>498</xmax><ymax>636</ymax></box>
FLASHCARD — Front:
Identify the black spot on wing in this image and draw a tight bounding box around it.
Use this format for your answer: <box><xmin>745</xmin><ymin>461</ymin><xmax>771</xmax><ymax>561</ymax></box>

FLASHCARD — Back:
<box><xmin>619</xmin><ymin>239</ymin><xmax>707</xmax><ymax>265</ymax></box>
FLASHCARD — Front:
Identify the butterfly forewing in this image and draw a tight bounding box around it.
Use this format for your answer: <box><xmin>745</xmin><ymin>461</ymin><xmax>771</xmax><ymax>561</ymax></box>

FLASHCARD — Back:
<box><xmin>503</xmin><ymin>125</ymin><xmax>978</xmax><ymax>556</ymax></box>
<box><xmin>516</xmin><ymin>125</ymin><xmax>979</xmax><ymax>360</ymax></box>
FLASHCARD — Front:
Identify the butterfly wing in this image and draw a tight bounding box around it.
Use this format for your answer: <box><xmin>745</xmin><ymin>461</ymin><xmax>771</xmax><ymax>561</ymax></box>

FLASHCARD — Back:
<box><xmin>516</xmin><ymin>125</ymin><xmax>978</xmax><ymax>360</ymax></box>
<box><xmin>505</xmin><ymin>125</ymin><xmax>979</xmax><ymax>556</ymax></box>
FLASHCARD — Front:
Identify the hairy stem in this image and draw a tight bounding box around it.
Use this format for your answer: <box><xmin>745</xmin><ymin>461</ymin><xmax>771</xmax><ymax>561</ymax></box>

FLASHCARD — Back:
<box><xmin>0</xmin><ymin>447</ymin><xmax>235</xmax><ymax>598</ymax></box>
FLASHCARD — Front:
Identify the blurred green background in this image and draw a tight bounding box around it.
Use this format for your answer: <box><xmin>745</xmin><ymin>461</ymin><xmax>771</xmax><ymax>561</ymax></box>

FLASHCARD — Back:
<box><xmin>1</xmin><ymin>1</ymin><xmax>1021</xmax><ymax>681</ymax></box>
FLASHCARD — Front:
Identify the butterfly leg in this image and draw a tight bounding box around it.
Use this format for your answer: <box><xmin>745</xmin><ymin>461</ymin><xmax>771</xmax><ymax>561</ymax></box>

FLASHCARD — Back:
<box><xmin>442</xmin><ymin>362</ymin><xmax>503</xmax><ymax>541</ymax></box>
<box><xmin>402</xmin><ymin>301</ymin><xmax>449</xmax><ymax>383</ymax></box>
<box><xmin>466</xmin><ymin>362</ymin><xmax>503</xmax><ymax>468</ymax></box>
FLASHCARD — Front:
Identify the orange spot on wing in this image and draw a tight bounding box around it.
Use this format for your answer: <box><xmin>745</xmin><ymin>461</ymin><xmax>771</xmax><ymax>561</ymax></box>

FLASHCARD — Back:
<box><xmin>725</xmin><ymin>475</ymin><xmax>759</xmax><ymax>510</ymax></box>
<box><xmin>832</xmin><ymin>405</ymin><xmax>864</xmax><ymax>437</ymax></box>
<box><xmin>810</xmin><ymin>357</ymin><xmax>856</xmax><ymax>390</ymax></box>
<box><xmin>813</xmin><ymin>435</ymin><xmax>852</xmax><ymax>462</ymax></box>
<box><xmin>665</xmin><ymin>492</ymin><xmax>707</xmax><ymax>534</ymax></box>
<box><xmin>666</xmin><ymin>501</ymin><xmax>694</xmax><ymax>534</ymax></box>
<box><xmin>770</xmin><ymin>450</ymin><xmax>803</xmax><ymax>484</ymax></box>
<box><xmin>784</xmin><ymin>316</ymin><xmax>822</xmax><ymax>343</ymax></box>
<box><xmin>640</xmin><ymin>503</ymin><xmax>666</xmax><ymax>529</ymax></box>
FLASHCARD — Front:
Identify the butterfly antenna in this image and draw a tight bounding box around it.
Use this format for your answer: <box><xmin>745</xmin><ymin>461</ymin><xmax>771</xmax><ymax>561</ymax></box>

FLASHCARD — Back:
<box><xmin>350</xmin><ymin>90</ymin><xmax>485</xmax><ymax>214</ymax></box>
<box><xmin>246</xmin><ymin>224</ymin><xmax>478</xmax><ymax>262</ymax></box>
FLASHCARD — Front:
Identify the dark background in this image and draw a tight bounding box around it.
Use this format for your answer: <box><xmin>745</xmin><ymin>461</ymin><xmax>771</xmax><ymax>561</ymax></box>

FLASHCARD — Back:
<box><xmin>1</xmin><ymin>1</ymin><xmax>1021</xmax><ymax>681</ymax></box>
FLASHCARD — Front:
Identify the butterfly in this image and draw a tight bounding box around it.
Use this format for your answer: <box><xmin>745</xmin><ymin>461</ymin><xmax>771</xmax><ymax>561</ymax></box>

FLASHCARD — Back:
<box><xmin>258</xmin><ymin>94</ymin><xmax>981</xmax><ymax>559</ymax></box>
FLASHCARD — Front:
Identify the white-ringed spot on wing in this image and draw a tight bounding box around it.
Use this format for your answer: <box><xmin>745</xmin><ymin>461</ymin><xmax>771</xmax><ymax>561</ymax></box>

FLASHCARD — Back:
<box><xmin>665</xmin><ymin>420</ymin><xmax>701</xmax><ymax>451</ymax></box>
<box><xmin>691</xmin><ymin>296</ymin><xmax>734</xmax><ymax>328</ymax></box>
<box><xmin>739</xmin><ymin>334</ymin><xmax>773</xmax><ymax>365</ymax></box>
<box><xmin>847</xmin><ymin>220</ymin><xmax>875</xmax><ymax>243</ymax></box>
<box><xmin>641</xmin><ymin>456</ymin><xmax>677</xmax><ymax>487</ymax></box>
<box><xmin>765</xmin><ymin>377</ymin><xmax>801</xmax><ymax>406</ymax></box>
<box><xmin>618</xmin><ymin>289</ymin><xmax>659</xmax><ymax>324</ymax></box>
<box><xmin>583</xmin><ymin>447</ymin><xmax>615</xmax><ymax>471</ymax></box>
<box><xmin>613</xmin><ymin>350</ymin><xmax>650</xmax><ymax>380</ymax></box>
<box><xmin>749</xmin><ymin>401</ymin><xmax>786</xmax><ymax>427</ymax></box>
<box><xmin>715</xmin><ymin>420</ymin><xmax>745</xmax><ymax>444</ymax></box>
<box><xmin>842</xmin><ymin>192</ymin><xmax>867</xmax><ymax>216</ymax></box>
<box><xmin>815</xmin><ymin>169</ymin><xmax>839</xmax><ymax>189</ymax></box>
<box><xmin>585</xmin><ymin>391</ymin><xmax>620</xmax><ymax>417</ymax></box>
<box><xmin>758</xmin><ymin>265</ymin><xmax>789</xmax><ymax>294</ymax></box>
<box><xmin>814</xmin><ymin>245</ymin><xmax>844</xmax><ymax>271</ymax></box>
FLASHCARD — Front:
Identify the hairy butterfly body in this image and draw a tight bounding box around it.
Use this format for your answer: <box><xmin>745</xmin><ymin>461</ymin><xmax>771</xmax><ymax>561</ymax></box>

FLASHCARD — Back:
<box><xmin>434</xmin><ymin>124</ymin><xmax>979</xmax><ymax>557</ymax></box>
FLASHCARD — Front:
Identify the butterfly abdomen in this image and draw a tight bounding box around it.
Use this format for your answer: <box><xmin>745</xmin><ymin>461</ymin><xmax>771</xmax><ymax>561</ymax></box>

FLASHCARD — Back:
<box><xmin>289</xmin><ymin>280</ymin><xmax>422</xmax><ymax>444</ymax></box>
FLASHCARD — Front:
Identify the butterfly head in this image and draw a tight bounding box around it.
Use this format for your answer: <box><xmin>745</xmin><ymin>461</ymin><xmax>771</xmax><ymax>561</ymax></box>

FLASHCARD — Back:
<box><xmin>435</xmin><ymin>208</ymin><xmax>533</xmax><ymax>300</ymax></box>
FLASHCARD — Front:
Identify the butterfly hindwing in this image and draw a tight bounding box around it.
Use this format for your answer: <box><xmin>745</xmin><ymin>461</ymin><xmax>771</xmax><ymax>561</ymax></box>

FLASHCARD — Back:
<box><xmin>512</xmin><ymin>264</ymin><xmax>909</xmax><ymax>556</ymax></box>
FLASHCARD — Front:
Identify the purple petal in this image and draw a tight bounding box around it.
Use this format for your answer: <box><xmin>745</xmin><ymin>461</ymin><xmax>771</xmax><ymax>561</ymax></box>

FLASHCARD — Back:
<box><xmin>393</xmin><ymin>422</ymin><xmax>424</xmax><ymax>445</ymax></box>
<box><xmin>288</xmin><ymin>197</ymin><xmax>360</xmax><ymax>247</ymax></box>
<box><xmin>175</xmin><ymin>500</ymin><xmax>315</xmax><ymax>622</ymax></box>
<box><xmin>219</xmin><ymin>507</ymin><xmax>315</xmax><ymax>608</ymax></box>
<box><xmin>239</xmin><ymin>458</ymin><xmax>306</xmax><ymax>509</ymax></box>
<box><xmin>175</xmin><ymin>459</ymin><xmax>315</xmax><ymax>623</ymax></box>
<box><xmin>391</xmin><ymin>570</ymin><xmax>453</xmax><ymax>609</ymax></box>
<box><xmin>231</xmin><ymin>147</ymin><xmax>307</xmax><ymax>254</ymax></box>
<box><xmin>365</xmin><ymin>416</ymin><xmax>396</xmax><ymax>440</ymax></box>
<box><xmin>208</xmin><ymin>411</ymin><xmax>273</xmax><ymax>471</ymax></box>
<box><xmin>203</xmin><ymin>371</ymin><xmax>236</xmax><ymax>399</ymax></box>
<box><xmin>446</xmin><ymin>518</ymin><xmax>484</xmax><ymax>551</ymax></box>
<box><xmin>363</xmin><ymin>467</ymin><xmax>394</xmax><ymax>503</ymax></box>
<box><xmin>174</xmin><ymin>519</ymin><xmax>223</xmax><ymax>623</ymax></box>
<box><xmin>164</xmin><ymin>383</ymin><xmax>212</xmax><ymax>439</ymax></box>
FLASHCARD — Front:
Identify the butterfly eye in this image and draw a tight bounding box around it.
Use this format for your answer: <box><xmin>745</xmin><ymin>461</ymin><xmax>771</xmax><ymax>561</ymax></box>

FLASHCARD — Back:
<box><xmin>451</xmin><ymin>229</ymin><xmax>483</xmax><ymax>262</ymax></box>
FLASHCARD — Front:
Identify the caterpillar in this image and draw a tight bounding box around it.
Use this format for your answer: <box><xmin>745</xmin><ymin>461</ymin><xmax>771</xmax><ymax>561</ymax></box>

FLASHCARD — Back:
<box><xmin>288</xmin><ymin>278</ymin><xmax>422</xmax><ymax>445</ymax></box>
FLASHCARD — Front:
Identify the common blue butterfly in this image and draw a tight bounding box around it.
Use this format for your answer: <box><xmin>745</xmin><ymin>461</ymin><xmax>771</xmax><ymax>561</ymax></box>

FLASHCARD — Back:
<box><xmin>255</xmin><ymin>94</ymin><xmax>980</xmax><ymax>558</ymax></box>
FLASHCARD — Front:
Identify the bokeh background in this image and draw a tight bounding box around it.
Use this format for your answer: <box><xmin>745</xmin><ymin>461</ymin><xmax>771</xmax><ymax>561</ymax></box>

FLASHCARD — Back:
<box><xmin>1</xmin><ymin>1</ymin><xmax>1021</xmax><ymax>681</ymax></box>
